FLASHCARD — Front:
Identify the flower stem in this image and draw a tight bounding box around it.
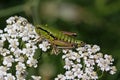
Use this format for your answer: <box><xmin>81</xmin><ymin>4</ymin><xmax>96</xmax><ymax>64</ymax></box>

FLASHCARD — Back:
<box><xmin>0</xmin><ymin>4</ymin><xmax>24</xmax><ymax>17</ymax></box>
<box><xmin>98</xmin><ymin>71</ymin><xmax>104</xmax><ymax>79</ymax></box>
<box><xmin>30</xmin><ymin>0</ymin><xmax>41</xmax><ymax>24</ymax></box>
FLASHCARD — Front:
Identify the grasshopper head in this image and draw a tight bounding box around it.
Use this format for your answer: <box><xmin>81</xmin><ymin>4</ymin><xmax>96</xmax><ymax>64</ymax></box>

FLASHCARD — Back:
<box><xmin>35</xmin><ymin>25</ymin><xmax>41</xmax><ymax>35</ymax></box>
<box><xmin>35</xmin><ymin>25</ymin><xmax>48</xmax><ymax>36</ymax></box>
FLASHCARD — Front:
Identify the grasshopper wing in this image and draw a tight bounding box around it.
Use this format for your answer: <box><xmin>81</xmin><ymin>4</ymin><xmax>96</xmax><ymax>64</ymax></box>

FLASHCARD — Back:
<box><xmin>61</xmin><ymin>31</ymin><xmax>77</xmax><ymax>37</ymax></box>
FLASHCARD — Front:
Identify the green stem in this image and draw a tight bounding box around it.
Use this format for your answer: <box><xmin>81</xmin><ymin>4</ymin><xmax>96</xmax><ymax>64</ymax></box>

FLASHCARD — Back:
<box><xmin>30</xmin><ymin>0</ymin><xmax>41</xmax><ymax>25</ymax></box>
<box><xmin>0</xmin><ymin>4</ymin><xmax>24</xmax><ymax>17</ymax></box>
<box><xmin>0</xmin><ymin>0</ymin><xmax>41</xmax><ymax>24</ymax></box>
<box><xmin>98</xmin><ymin>71</ymin><xmax>104</xmax><ymax>79</ymax></box>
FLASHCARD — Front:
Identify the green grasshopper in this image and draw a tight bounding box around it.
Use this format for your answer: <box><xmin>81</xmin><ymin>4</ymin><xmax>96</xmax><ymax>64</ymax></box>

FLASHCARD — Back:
<box><xmin>35</xmin><ymin>25</ymin><xmax>85</xmax><ymax>54</ymax></box>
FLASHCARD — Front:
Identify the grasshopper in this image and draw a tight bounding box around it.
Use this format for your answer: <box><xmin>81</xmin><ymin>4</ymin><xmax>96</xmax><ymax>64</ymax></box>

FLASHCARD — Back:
<box><xmin>35</xmin><ymin>25</ymin><xmax>85</xmax><ymax>54</ymax></box>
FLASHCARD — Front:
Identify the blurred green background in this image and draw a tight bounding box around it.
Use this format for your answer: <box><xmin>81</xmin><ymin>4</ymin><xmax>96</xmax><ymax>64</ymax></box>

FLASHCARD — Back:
<box><xmin>0</xmin><ymin>0</ymin><xmax>120</xmax><ymax>80</ymax></box>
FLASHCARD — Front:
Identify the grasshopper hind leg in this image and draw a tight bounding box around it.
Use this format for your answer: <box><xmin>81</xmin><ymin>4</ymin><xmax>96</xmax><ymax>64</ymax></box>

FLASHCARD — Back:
<box><xmin>51</xmin><ymin>45</ymin><xmax>61</xmax><ymax>55</ymax></box>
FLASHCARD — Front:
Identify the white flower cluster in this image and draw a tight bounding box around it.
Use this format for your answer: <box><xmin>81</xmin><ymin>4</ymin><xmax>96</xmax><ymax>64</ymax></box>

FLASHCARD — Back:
<box><xmin>0</xmin><ymin>16</ymin><xmax>117</xmax><ymax>80</ymax></box>
<box><xmin>0</xmin><ymin>16</ymin><xmax>50</xmax><ymax>80</ymax></box>
<box><xmin>55</xmin><ymin>45</ymin><xmax>117</xmax><ymax>80</ymax></box>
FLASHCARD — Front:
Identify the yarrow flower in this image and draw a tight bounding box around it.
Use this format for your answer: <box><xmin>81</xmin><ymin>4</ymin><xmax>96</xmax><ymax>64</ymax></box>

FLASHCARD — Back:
<box><xmin>3</xmin><ymin>55</ymin><xmax>14</xmax><ymax>67</ymax></box>
<box><xmin>55</xmin><ymin>44</ymin><xmax>117</xmax><ymax>80</ymax></box>
<box><xmin>39</xmin><ymin>40</ymin><xmax>51</xmax><ymax>52</ymax></box>
<box><xmin>0</xmin><ymin>16</ymin><xmax>117</xmax><ymax>80</ymax></box>
<box><xmin>31</xmin><ymin>75</ymin><xmax>41</xmax><ymax>80</ymax></box>
<box><xmin>0</xmin><ymin>16</ymin><xmax>49</xmax><ymax>80</ymax></box>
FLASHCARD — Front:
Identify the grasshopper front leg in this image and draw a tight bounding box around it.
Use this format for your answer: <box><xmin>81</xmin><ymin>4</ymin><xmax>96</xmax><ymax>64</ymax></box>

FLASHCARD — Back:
<box><xmin>31</xmin><ymin>37</ymin><xmax>43</xmax><ymax>44</ymax></box>
<box><xmin>32</xmin><ymin>34</ymin><xmax>47</xmax><ymax>44</ymax></box>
